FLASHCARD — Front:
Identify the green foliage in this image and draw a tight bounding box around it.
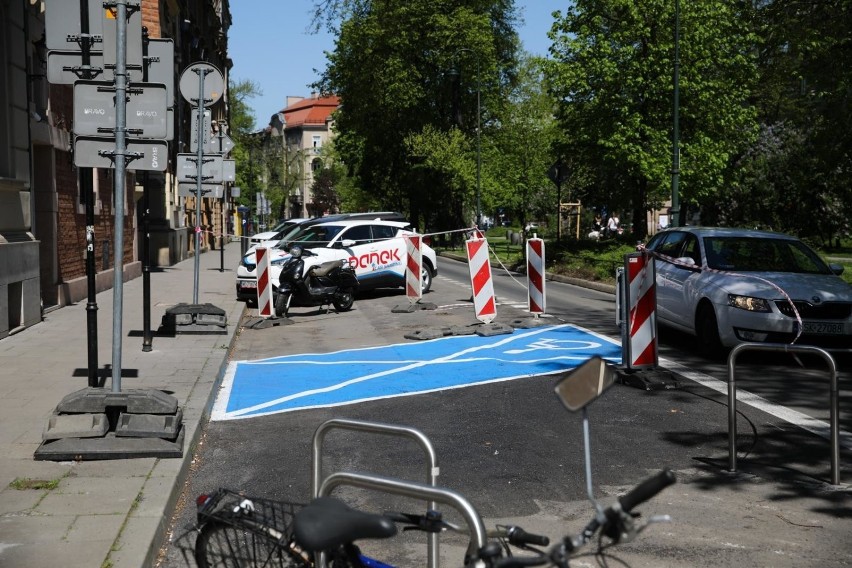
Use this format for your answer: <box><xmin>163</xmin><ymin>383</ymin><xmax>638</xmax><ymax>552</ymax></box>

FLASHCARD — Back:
<box><xmin>314</xmin><ymin>0</ymin><xmax>521</xmax><ymax>232</ymax></box>
<box><xmin>545</xmin><ymin>0</ymin><xmax>759</xmax><ymax>238</ymax></box>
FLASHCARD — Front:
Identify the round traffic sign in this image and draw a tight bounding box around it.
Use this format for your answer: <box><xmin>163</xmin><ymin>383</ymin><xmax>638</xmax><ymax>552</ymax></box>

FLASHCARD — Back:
<box><xmin>179</xmin><ymin>62</ymin><xmax>225</xmax><ymax>107</ymax></box>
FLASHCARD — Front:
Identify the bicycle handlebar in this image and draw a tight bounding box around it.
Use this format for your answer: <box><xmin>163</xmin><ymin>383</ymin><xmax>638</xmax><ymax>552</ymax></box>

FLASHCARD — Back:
<box><xmin>617</xmin><ymin>468</ymin><xmax>676</xmax><ymax>514</ymax></box>
<box><xmin>490</xmin><ymin>469</ymin><xmax>676</xmax><ymax>568</ymax></box>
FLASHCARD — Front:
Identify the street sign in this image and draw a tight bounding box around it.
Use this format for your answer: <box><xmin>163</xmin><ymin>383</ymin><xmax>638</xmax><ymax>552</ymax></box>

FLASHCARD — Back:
<box><xmin>222</xmin><ymin>159</ymin><xmax>236</xmax><ymax>182</ymax></box>
<box><xmin>548</xmin><ymin>159</ymin><xmax>570</xmax><ymax>185</ymax></box>
<box><xmin>73</xmin><ymin>80</ymin><xmax>169</xmax><ymax>138</ymax></box>
<box><xmin>189</xmin><ymin>109</ymin><xmax>211</xmax><ymax>152</ymax></box>
<box><xmin>176</xmin><ymin>153</ymin><xmax>226</xmax><ymax>183</ymax></box>
<box><xmin>101</xmin><ymin>5</ymin><xmax>143</xmax><ymax>71</ymax></box>
<box><xmin>179</xmin><ymin>62</ymin><xmax>225</xmax><ymax>107</ymax></box>
<box><xmin>144</xmin><ymin>38</ymin><xmax>175</xmax><ymax>105</ymax></box>
<box><xmin>47</xmin><ymin>50</ymin><xmax>144</xmax><ymax>84</ymax></box>
<box><xmin>206</xmin><ymin>133</ymin><xmax>235</xmax><ymax>155</ymax></box>
<box><xmin>74</xmin><ymin>136</ymin><xmax>167</xmax><ymax>171</ymax></box>
<box><xmin>178</xmin><ymin>183</ymin><xmax>225</xmax><ymax>199</ymax></box>
<box><xmin>44</xmin><ymin>0</ymin><xmax>104</xmax><ymax>51</ymax></box>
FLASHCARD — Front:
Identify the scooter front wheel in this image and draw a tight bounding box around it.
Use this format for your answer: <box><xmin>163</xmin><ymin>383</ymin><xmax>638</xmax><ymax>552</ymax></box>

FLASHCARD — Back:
<box><xmin>275</xmin><ymin>292</ymin><xmax>293</xmax><ymax>318</ymax></box>
<box><xmin>332</xmin><ymin>288</ymin><xmax>355</xmax><ymax>312</ymax></box>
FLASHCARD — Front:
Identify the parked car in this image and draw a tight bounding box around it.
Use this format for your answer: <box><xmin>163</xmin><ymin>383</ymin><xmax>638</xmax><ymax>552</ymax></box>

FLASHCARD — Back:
<box><xmin>246</xmin><ymin>212</ymin><xmax>408</xmax><ymax>254</ymax></box>
<box><xmin>236</xmin><ymin>218</ymin><xmax>437</xmax><ymax>302</ymax></box>
<box><xmin>644</xmin><ymin>226</ymin><xmax>851</xmax><ymax>355</ymax></box>
<box><xmin>248</xmin><ymin>218</ymin><xmax>309</xmax><ymax>248</ymax></box>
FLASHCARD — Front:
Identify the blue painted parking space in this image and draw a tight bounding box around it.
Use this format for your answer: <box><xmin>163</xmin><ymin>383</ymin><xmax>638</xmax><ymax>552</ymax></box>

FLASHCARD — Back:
<box><xmin>212</xmin><ymin>324</ymin><xmax>621</xmax><ymax>420</ymax></box>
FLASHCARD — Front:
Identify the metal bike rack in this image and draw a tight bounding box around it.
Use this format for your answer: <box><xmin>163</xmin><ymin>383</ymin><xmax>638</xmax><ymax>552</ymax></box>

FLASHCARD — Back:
<box><xmin>727</xmin><ymin>343</ymin><xmax>841</xmax><ymax>485</ymax></box>
<box><xmin>312</xmin><ymin>419</ymin><xmax>441</xmax><ymax>568</ymax></box>
<box><xmin>318</xmin><ymin>471</ymin><xmax>488</xmax><ymax>568</ymax></box>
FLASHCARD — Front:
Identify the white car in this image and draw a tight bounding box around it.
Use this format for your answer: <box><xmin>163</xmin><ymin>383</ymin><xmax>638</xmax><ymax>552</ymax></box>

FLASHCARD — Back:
<box><xmin>248</xmin><ymin>218</ymin><xmax>309</xmax><ymax>249</ymax></box>
<box><xmin>236</xmin><ymin>219</ymin><xmax>437</xmax><ymax>301</ymax></box>
<box><xmin>644</xmin><ymin>226</ymin><xmax>851</xmax><ymax>355</ymax></box>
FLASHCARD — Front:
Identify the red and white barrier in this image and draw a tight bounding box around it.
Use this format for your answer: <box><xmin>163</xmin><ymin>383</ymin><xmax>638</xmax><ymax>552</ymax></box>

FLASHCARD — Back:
<box><xmin>526</xmin><ymin>237</ymin><xmax>545</xmax><ymax>315</ymax></box>
<box><xmin>404</xmin><ymin>234</ymin><xmax>423</xmax><ymax>304</ymax></box>
<box><xmin>255</xmin><ymin>246</ymin><xmax>273</xmax><ymax>318</ymax></box>
<box><xmin>466</xmin><ymin>236</ymin><xmax>497</xmax><ymax>324</ymax></box>
<box><xmin>622</xmin><ymin>252</ymin><xmax>657</xmax><ymax>369</ymax></box>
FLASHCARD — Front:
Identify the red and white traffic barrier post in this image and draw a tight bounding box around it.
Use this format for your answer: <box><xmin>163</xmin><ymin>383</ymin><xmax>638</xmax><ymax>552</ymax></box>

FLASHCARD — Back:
<box><xmin>466</xmin><ymin>234</ymin><xmax>497</xmax><ymax>324</ymax></box>
<box><xmin>526</xmin><ymin>237</ymin><xmax>545</xmax><ymax>316</ymax></box>
<box><xmin>621</xmin><ymin>251</ymin><xmax>658</xmax><ymax>369</ymax></box>
<box><xmin>255</xmin><ymin>247</ymin><xmax>274</xmax><ymax>318</ymax></box>
<box><xmin>404</xmin><ymin>234</ymin><xmax>423</xmax><ymax>304</ymax></box>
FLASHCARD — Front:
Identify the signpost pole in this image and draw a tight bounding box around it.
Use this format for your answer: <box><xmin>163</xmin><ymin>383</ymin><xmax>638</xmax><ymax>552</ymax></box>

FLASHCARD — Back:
<box><xmin>110</xmin><ymin>0</ymin><xmax>128</xmax><ymax>393</ymax></box>
<box><xmin>141</xmin><ymin>27</ymin><xmax>152</xmax><ymax>352</ymax></box>
<box><xmin>192</xmin><ymin>68</ymin><xmax>209</xmax><ymax>305</ymax></box>
<box><xmin>218</xmin><ymin>125</ymin><xmax>225</xmax><ymax>272</ymax></box>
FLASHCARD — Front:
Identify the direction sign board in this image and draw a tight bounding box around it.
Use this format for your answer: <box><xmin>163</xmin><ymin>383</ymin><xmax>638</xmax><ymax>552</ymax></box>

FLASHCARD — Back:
<box><xmin>144</xmin><ymin>39</ymin><xmax>175</xmax><ymax>105</ymax></box>
<box><xmin>74</xmin><ymin>136</ymin><xmax>168</xmax><ymax>171</ymax></box>
<box><xmin>73</xmin><ymin>81</ymin><xmax>169</xmax><ymax>138</ymax></box>
<box><xmin>206</xmin><ymin>133</ymin><xmax>235</xmax><ymax>155</ymax></box>
<box><xmin>47</xmin><ymin>50</ymin><xmax>144</xmax><ymax>84</ymax></box>
<box><xmin>44</xmin><ymin>0</ymin><xmax>104</xmax><ymax>51</ymax></box>
<box><xmin>222</xmin><ymin>159</ymin><xmax>236</xmax><ymax>182</ymax></box>
<box><xmin>101</xmin><ymin>5</ymin><xmax>143</xmax><ymax>70</ymax></box>
<box><xmin>178</xmin><ymin>183</ymin><xmax>225</xmax><ymax>199</ymax></box>
<box><xmin>189</xmin><ymin>109</ymin><xmax>211</xmax><ymax>152</ymax></box>
<box><xmin>176</xmin><ymin>153</ymin><xmax>226</xmax><ymax>183</ymax></box>
<box><xmin>179</xmin><ymin>62</ymin><xmax>225</xmax><ymax>107</ymax></box>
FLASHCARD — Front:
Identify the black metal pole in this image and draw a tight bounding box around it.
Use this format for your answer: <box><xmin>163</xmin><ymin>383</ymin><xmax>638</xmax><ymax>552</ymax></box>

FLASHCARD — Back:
<box><xmin>141</xmin><ymin>28</ymin><xmax>152</xmax><ymax>351</ymax></box>
<box><xmin>142</xmin><ymin>171</ymin><xmax>152</xmax><ymax>351</ymax></box>
<box><xmin>80</xmin><ymin>0</ymin><xmax>99</xmax><ymax>386</ymax></box>
<box><xmin>671</xmin><ymin>0</ymin><xmax>681</xmax><ymax>227</ymax></box>
<box><xmin>83</xmin><ymin>168</ymin><xmax>99</xmax><ymax>386</ymax></box>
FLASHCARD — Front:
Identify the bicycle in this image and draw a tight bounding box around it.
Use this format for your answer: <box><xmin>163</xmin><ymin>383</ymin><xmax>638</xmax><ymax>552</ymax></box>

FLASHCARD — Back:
<box><xmin>188</xmin><ymin>356</ymin><xmax>675</xmax><ymax>568</ymax></box>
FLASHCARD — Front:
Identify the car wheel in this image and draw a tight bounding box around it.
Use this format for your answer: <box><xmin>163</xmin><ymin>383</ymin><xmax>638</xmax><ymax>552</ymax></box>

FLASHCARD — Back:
<box><xmin>696</xmin><ymin>303</ymin><xmax>723</xmax><ymax>358</ymax></box>
<box><xmin>333</xmin><ymin>288</ymin><xmax>355</xmax><ymax>312</ymax></box>
<box><xmin>421</xmin><ymin>262</ymin><xmax>433</xmax><ymax>293</ymax></box>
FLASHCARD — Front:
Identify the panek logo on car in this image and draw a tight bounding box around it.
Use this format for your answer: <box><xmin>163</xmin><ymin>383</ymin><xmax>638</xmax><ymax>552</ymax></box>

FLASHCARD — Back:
<box><xmin>348</xmin><ymin>250</ymin><xmax>401</xmax><ymax>270</ymax></box>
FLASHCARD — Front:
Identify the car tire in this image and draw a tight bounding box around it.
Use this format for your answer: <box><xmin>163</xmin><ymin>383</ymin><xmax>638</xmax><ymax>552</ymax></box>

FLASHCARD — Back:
<box><xmin>421</xmin><ymin>262</ymin><xmax>433</xmax><ymax>293</ymax></box>
<box><xmin>696</xmin><ymin>303</ymin><xmax>723</xmax><ymax>358</ymax></box>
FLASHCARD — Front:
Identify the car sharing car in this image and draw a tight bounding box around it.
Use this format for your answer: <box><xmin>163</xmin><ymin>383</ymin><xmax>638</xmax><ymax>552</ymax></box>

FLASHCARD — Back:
<box><xmin>236</xmin><ymin>219</ymin><xmax>437</xmax><ymax>301</ymax></box>
<box><xmin>644</xmin><ymin>226</ymin><xmax>851</xmax><ymax>355</ymax></box>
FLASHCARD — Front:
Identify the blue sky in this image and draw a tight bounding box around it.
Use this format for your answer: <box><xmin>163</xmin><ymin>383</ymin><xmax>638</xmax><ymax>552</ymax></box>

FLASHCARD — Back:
<box><xmin>227</xmin><ymin>1</ymin><xmax>570</xmax><ymax>127</ymax></box>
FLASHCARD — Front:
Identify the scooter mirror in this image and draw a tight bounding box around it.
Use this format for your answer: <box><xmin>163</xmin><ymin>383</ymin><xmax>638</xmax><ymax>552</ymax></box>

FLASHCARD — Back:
<box><xmin>554</xmin><ymin>356</ymin><xmax>616</xmax><ymax>411</ymax></box>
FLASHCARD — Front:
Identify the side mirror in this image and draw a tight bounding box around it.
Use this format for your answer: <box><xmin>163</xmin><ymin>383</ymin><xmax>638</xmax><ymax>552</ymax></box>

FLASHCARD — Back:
<box><xmin>829</xmin><ymin>263</ymin><xmax>844</xmax><ymax>276</ymax></box>
<box><xmin>554</xmin><ymin>356</ymin><xmax>616</xmax><ymax>411</ymax></box>
<box><xmin>340</xmin><ymin>239</ymin><xmax>357</xmax><ymax>248</ymax></box>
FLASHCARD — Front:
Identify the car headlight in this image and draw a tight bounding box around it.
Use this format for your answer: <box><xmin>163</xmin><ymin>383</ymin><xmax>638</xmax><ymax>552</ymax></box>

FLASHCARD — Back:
<box><xmin>728</xmin><ymin>294</ymin><xmax>771</xmax><ymax>312</ymax></box>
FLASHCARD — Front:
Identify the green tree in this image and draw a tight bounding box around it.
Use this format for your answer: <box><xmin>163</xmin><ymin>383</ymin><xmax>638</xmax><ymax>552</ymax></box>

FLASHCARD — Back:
<box><xmin>227</xmin><ymin>78</ymin><xmax>261</xmax><ymax>209</ymax></box>
<box><xmin>313</xmin><ymin>0</ymin><xmax>520</xmax><ymax>232</ymax></box>
<box><xmin>545</xmin><ymin>0</ymin><xmax>760</xmax><ymax>238</ymax></box>
<box><xmin>719</xmin><ymin>0</ymin><xmax>852</xmax><ymax>245</ymax></box>
<box><xmin>489</xmin><ymin>53</ymin><xmax>560</xmax><ymax>232</ymax></box>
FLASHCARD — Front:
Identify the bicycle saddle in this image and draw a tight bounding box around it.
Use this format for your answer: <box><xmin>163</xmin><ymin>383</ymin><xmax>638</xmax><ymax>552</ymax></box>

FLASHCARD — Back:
<box><xmin>294</xmin><ymin>496</ymin><xmax>398</xmax><ymax>551</ymax></box>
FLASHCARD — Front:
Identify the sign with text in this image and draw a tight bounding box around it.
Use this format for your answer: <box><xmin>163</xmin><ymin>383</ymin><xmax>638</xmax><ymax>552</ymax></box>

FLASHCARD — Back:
<box><xmin>73</xmin><ymin>81</ymin><xmax>168</xmax><ymax>138</ymax></box>
<box><xmin>74</xmin><ymin>136</ymin><xmax>167</xmax><ymax>171</ymax></box>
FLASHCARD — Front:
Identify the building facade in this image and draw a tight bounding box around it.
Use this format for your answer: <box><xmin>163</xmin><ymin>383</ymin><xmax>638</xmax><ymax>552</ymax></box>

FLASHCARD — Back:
<box><xmin>268</xmin><ymin>94</ymin><xmax>339</xmax><ymax>219</ymax></box>
<box><xmin>0</xmin><ymin>0</ymin><xmax>230</xmax><ymax>339</ymax></box>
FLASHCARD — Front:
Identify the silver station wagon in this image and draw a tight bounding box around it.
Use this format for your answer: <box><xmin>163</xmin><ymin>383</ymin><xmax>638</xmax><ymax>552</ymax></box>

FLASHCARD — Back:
<box><xmin>644</xmin><ymin>227</ymin><xmax>851</xmax><ymax>355</ymax></box>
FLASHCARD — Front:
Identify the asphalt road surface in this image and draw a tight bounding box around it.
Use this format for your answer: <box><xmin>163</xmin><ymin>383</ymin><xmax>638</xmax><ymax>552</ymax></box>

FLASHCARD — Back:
<box><xmin>158</xmin><ymin>256</ymin><xmax>851</xmax><ymax>568</ymax></box>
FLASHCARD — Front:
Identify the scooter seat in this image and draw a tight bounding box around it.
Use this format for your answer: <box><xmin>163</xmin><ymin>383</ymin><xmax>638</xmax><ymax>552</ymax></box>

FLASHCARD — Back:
<box><xmin>311</xmin><ymin>260</ymin><xmax>343</xmax><ymax>277</ymax></box>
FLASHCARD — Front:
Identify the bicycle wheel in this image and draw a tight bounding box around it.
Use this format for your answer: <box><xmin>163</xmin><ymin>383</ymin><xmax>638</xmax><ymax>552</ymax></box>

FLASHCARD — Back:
<box><xmin>195</xmin><ymin>521</ymin><xmax>305</xmax><ymax>568</ymax></box>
